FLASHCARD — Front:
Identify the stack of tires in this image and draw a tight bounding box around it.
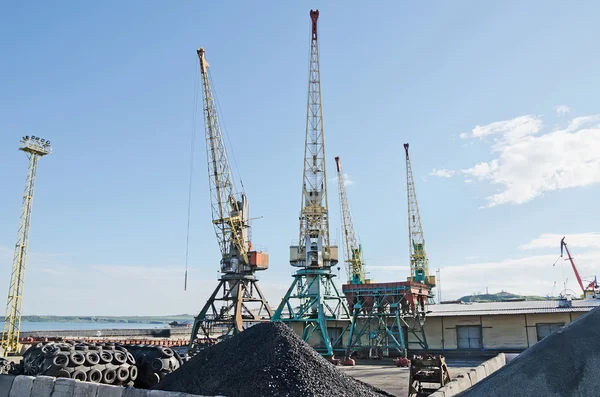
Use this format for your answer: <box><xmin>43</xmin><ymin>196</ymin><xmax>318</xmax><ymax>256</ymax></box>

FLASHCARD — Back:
<box><xmin>21</xmin><ymin>342</ymin><xmax>137</xmax><ymax>386</ymax></box>
<box><xmin>0</xmin><ymin>357</ymin><xmax>17</xmax><ymax>375</ymax></box>
<box><xmin>124</xmin><ymin>345</ymin><xmax>183</xmax><ymax>388</ymax></box>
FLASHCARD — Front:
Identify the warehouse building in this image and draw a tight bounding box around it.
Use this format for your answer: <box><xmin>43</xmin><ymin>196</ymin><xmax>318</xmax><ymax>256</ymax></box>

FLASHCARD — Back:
<box><xmin>408</xmin><ymin>298</ymin><xmax>600</xmax><ymax>355</ymax></box>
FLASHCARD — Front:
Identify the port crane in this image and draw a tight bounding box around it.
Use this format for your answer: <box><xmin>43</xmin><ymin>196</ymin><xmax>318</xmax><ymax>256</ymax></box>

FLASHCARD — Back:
<box><xmin>1</xmin><ymin>136</ymin><xmax>52</xmax><ymax>355</ymax></box>
<box><xmin>342</xmin><ymin>144</ymin><xmax>433</xmax><ymax>361</ymax></box>
<box><xmin>560</xmin><ymin>237</ymin><xmax>599</xmax><ymax>299</ymax></box>
<box><xmin>404</xmin><ymin>143</ymin><xmax>435</xmax><ymax>288</ymax></box>
<box><xmin>335</xmin><ymin>156</ymin><xmax>366</xmax><ymax>285</ymax></box>
<box><xmin>273</xmin><ymin>10</ymin><xmax>351</xmax><ymax>359</ymax></box>
<box><xmin>189</xmin><ymin>48</ymin><xmax>272</xmax><ymax>350</ymax></box>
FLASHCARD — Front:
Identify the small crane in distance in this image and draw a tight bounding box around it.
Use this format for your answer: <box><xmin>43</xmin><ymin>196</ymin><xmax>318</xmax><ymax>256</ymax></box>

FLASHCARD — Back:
<box><xmin>404</xmin><ymin>143</ymin><xmax>435</xmax><ymax>288</ymax></box>
<box><xmin>335</xmin><ymin>156</ymin><xmax>366</xmax><ymax>285</ymax></box>
<box><xmin>560</xmin><ymin>237</ymin><xmax>599</xmax><ymax>299</ymax></box>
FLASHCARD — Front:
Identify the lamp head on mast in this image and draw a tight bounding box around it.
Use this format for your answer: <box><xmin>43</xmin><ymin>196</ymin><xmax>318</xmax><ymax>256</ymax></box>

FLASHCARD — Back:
<box><xmin>20</xmin><ymin>136</ymin><xmax>52</xmax><ymax>156</ymax></box>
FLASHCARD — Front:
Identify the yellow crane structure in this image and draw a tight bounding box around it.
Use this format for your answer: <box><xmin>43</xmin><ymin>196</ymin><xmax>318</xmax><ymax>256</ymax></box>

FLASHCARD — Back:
<box><xmin>188</xmin><ymin>48</ymin><xmax>272</xmax><ymax>350</ymax></box>
<box><xmin>334</xmin><ymin>156</ymin><xmax>366</xmax><ymax>285</ymax></box>
<box><xmin>1</xmin><ymin>136</ymin><xmax>52</xmax><ymax>355</ymax></box>
<box><xmin>404</xmin><ymin>143</ymin><xmax>435</xmax><ymax>287</ymax></box>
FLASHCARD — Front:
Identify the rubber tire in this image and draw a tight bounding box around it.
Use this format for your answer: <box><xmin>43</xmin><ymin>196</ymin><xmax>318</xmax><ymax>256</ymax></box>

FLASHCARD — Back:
<box><xmin>69</xmin><ymin>352</ymin><xmax>85</xmax><ymax>366</ymax></box>
<box><xmin>99</xmin><ymin>351</ymin><xmax>113</xmax><ymax>364</ymax></box>
<box><xmin>103</xmin><ymin>368</ymin><xmax>117</xmax><ymax>384</ymax></box>
<box><xmin>113</xmin><ymin>351</ymin><xmax>127</xmax><ymax>365</ymax></box>
<box><xmin>87</xmin><ymin>368</ymin><xmax>102</xmax><ymax>383</ymax></box>
<box><xmin>71</xmin><ymin>370</ymin><xmax>87</xmax><ymax>381</ymax></box>
<box><xmin>151</xmin><ymin>358</ymin><xmax>164</xmax><ymax>372</ymax></box>
<box><xmin>116</xmin><ymin>366</ymin><xmax>129</xmax><ymax>383</ymax></box>
<box><xmin>160</xmin><ymin>347</ymin><xmax>174</xmax><ymax>358</ymax></box>
<box><xmin>85</xmin><ymin>351</ymin><xmax>100</xmax><ymax>366</ymax></box>
<box><xmin>52</xmin><ymin>353</ymin><xmax>69</xmax><ymax>368</ymax></box>
<box><xmin>129</xmin><ymin>365</ymin><xmax>138</xmax><ymax>381</ymax></box>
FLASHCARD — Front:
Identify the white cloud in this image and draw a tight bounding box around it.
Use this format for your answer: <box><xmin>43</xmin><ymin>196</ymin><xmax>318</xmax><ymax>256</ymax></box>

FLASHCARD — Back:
<box><xmin>460</xmin><ymin>115</ymin><xmax>543</xmax><ymax>142</ymax></box>
<box><xmin>555</xmin><ymin>105</ymin><xmax>571</xmax><ymax>116</ymax></box>
<box><xmin>330</xmin><ymin>174</ymin><xmax>354</xmax><ymax>187</ymax></box>
<box><xmin>429</xmin><ymin>168</ymin><xmax>456</xmax><ymax>178</ymax></box>
<box><xmin>449</xmin><ymin>112</ymin><xmax>600</xmax><ymax>207</ymax></box>
<box><xmin>342</xmin><ymin>173</ymin><xmax>354</xmax><ymax>187</ymax></box>
<box><xmin>464</xmin><ymin>179</ymin><xmax>473</xmax><ymax>184</ymax></box>
<box><xmin>520</xmin><ymin>233</ymin><xmax>600</xmax><ymax>251</ymax></box>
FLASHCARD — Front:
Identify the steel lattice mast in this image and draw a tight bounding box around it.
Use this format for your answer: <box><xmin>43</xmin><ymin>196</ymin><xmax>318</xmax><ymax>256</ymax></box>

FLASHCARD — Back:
<box><xmin>404</xmin><ymin>143</ymin><xmax>433</xmax><ymax>286</ymax></box>
<box><xmin>189</xmin><ymin>48</ymin><xmax>272</xmax><ymax>350</ymax></box>
<box><xmin>1</xmin><ymin>136</ymin><xmax>51</xmax><ymax>355</ymax></box>
<box><xmin>335</xmin><ymin>156</ymin><xmax>365</xmax><ymax>285</ymax></box>
<box><xmin>273</xmin><ymin>10</ymin><xmax>351</xmax><ymax>359</ymax></box>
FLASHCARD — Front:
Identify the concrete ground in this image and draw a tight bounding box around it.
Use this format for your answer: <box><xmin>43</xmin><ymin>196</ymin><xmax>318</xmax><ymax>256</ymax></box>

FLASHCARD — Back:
<box><xmin>339</xmin><ymin>358</ymin><xmax>485</xmax><ymax>397</ymax></box>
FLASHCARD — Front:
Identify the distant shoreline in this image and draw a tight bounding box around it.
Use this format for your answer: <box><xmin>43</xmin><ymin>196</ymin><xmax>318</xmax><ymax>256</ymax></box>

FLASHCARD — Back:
<box><xmin>19</xmin><ymin>315</ymin><xmax>194</xmax><ymax>324</ymax></box>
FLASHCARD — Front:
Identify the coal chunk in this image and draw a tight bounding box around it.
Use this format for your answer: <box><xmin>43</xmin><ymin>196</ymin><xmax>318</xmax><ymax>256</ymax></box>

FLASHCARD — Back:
<box><xmin>457</xmin><ymin>306</ymin><xmax>600</xmax><ymax>397</ymax></box>
<box><xmin>155</xmin><ymin>322</ymin><xmax>396</xmax><ymax>397</ymax></box>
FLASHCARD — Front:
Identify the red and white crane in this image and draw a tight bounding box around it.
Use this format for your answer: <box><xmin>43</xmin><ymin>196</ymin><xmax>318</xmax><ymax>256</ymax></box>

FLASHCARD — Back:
<box><xmin>560</xmin><ymin>237</ymin><xmax>598</xmax><ymax>299</ymax></box>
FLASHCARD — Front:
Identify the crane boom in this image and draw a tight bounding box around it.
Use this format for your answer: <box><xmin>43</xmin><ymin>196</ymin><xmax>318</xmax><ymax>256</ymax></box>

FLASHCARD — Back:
<box><xmin>404</xmin><ymin>143</ymin><xmax>431</xmax><ymax>285</ymax></box>
<box><xmin>560</xmin><ymin>237</ymin><xmax>585</xmax><ymax>294</ymax></box>
<box><xmin>290</xmin><ymin>9</ymin><xmax>335</xmax><ymax>269</ymax></box>
<box><xmin>335</xmin><ymin>156</ymin><xmax>365</xmax><ymax>284</ymax></box>
<box><xmin>198</xmin><ymin>48</ymin><xmax>249</xmax><ymax>270</ymax></box>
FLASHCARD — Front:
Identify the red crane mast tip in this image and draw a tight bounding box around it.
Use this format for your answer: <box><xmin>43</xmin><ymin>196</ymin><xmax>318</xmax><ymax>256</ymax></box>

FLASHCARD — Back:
<box><xmin>310</xmin><ymin>10</ymin><xmax>319</xmax><ymax>40</ymax></box>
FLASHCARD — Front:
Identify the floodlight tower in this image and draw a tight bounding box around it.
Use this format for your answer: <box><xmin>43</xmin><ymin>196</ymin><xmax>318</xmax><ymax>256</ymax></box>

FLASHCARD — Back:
<box><xmin>1</xmin><ymin>136</ymin><xmax>52</xmax><ymax>355</ymax></box>
<box><xmin>273</xmin><ymin>10</ymin><xmax>351</xmax><ymax>359</ymax></box>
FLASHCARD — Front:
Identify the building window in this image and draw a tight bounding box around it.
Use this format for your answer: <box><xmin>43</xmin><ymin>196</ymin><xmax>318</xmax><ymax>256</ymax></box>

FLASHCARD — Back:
<box><xmin>536</xmin><ymin>323</ymin><xmax>564</xmax><ymax>341</ymax></box>
<box><xmin>456</xmin><ymin>325</ymin><xmax>482</xmax><ymax>349</ymax></box>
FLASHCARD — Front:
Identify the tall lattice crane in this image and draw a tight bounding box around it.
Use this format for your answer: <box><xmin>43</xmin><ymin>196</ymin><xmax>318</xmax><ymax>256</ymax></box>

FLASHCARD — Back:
<box><xmin>273</xmin><ymin>10</ymin><xmax>351</xmax><ymax>359</ymax></box>
<box><xmin>335</xmin><ymin>156</ymin><xmax>365</xmax><ymax>285</ymax></box>
<box><xmin>2</xmin><ymin>136</ymin><xmax>52</xmax><ymax>355</ymax></box>
<box><xmin>404</xmin><ymin>143</ymin><xmax>434</xmax><ymax>287</ymax></box>
<box><xmin>189</xmin><ymin>48</ymin><xmax>272</xmax><ymax>350</ymax></box>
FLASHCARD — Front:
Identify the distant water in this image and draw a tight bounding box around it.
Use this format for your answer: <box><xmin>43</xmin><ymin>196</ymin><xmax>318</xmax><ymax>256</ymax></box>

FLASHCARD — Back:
<box><xmin>0</xmin><ymin>322</ymin><xmax>169</xmax><ymax>332</ymax></box>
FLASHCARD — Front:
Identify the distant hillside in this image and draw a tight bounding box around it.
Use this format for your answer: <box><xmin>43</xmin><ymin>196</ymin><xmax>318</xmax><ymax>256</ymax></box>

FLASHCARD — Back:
<box><xmin>20</xmin><ymin>315</ymin><xmax>195</xmax><ymax>324</ymax></box>
<box><xmin>458</xmin><ymin>291</ymin><xmax>547</xmax><ymax>303</ymax></box>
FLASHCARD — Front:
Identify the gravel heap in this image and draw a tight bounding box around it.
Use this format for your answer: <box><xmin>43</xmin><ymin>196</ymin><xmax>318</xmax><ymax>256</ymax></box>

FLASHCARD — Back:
<box><xmin>155</xmin><ymin>322</ymin><xmax>396</xmax><ymax>397</ymax></box>
<box><xmin>458</xmin><ymin>306</ymin><xmax>600</xmax><ymax>397</ymax></box>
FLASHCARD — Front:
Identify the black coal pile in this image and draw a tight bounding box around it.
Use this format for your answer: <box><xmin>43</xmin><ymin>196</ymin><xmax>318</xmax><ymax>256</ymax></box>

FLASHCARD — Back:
<box><xmin>155</xmin><ymin>322</ymin><xmax>396</xmax><ymax>397</ymax></box>
<box><xmin>458</xmin><ymin>306</ymin><xmax>600</xmax><ymax>397</ymax></box>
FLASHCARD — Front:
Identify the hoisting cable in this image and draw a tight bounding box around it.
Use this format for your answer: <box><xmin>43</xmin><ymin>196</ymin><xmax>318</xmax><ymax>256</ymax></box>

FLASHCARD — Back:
<box><xmin>184</xmin><ymin>60</ymin><xmax>200</xmax><ymax>291</ymax></box>
<box><xmin>209</xmin><ymin>71</ymin><xmax>245</xmax><ymax>193</ymax></box>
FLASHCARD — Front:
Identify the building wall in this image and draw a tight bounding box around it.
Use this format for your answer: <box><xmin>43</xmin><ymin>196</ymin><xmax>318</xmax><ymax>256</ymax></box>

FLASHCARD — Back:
<box><xmin>417</xmin><ymin>311</ymin><xmax>585</xmax><ymax>353</ymax></box>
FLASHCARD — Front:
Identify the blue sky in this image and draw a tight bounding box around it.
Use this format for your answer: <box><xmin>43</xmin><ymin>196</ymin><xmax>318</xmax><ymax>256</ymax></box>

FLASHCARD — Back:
<box><xmin>1</xmin><ymin>1</ymin><xmax>599</xmax><ymax>315</ymax></box>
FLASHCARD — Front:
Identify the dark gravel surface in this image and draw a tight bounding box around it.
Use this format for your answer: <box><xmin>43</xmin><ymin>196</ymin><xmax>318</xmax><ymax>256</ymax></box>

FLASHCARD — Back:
<box><xmin>457</xmin><ymin>306</ymin><xmax>600</xmax><ymax>397</ymax></box>
<box><xmin>155</xmin><ymin>322</ymin><xmax>397</xmax><ymax>397</ymax></box>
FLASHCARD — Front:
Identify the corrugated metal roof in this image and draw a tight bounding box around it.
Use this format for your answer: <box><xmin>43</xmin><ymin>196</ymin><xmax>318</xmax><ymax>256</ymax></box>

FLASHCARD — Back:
<box><xmin>426</xmin><ymin>299</ymin><xmax>600</xmax><ymax>317</ymax></box>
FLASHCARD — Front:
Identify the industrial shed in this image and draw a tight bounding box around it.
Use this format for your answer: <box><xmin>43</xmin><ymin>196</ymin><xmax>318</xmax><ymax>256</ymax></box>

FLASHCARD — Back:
<box><xmin>408</xmin><ymin>298</ymin><xmax>600</xmax><ymax>355</ymax></box>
